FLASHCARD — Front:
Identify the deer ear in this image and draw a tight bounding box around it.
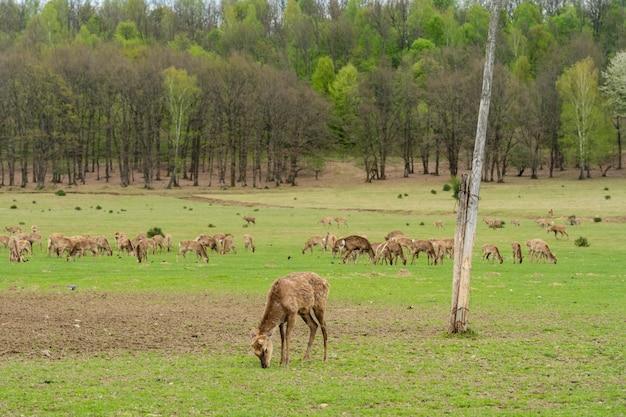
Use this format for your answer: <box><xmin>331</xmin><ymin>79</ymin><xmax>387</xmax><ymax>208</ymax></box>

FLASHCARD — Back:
<box><xmin>250</xmin><ymin>329</ymin><xmax>258</xmax><ymax>339</ymax></box>
<box><xmin>266</xmin><ymin>329</ymin><xmax>273</xmax><ymax>338</ymax></box>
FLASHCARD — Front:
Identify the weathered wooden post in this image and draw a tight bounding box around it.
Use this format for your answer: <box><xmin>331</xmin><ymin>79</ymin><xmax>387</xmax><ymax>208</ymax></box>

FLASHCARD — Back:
<box><xmin>448</xmin><ymin>0</ymin><xmax>501</xmax><ymax>334</ymax></box>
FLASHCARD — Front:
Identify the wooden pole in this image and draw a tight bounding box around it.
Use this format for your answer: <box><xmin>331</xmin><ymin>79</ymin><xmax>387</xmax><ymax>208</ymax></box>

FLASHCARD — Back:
<box><xmin>448</xmin><ymin>0</ymin><xmax>501</xmax><ymax>334</ymax></box>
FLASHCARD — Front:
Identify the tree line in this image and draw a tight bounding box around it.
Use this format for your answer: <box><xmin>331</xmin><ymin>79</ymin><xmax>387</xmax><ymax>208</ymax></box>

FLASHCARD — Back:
<box><xmin>0</xmin><ymin>0</ymin><xmax>625</xmax><ymax>189</ymax></box>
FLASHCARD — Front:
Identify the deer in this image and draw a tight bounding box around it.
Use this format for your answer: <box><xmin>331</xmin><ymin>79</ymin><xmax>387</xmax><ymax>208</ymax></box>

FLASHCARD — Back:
<box><xmin>333</xmin><ymin>235</ymin><xmax>375</xmax><ymax>264</ymax></box>
<box><xmin>243</xmin><ymin>216</ymin><xmax>256</xmax><ymax>226</ymax></box>
<box><xmin>547</xmin><ymin>224</ymin><xmax>569</xmax><ymax>240</ymax></box>
<box><xmin>243</xmin><ymin>234</ymin><xmax>256</xmax><ymax>252</ymax></box>
<box><xmin>5</xmin><ymin>226</ymin><xmax>21</xmax><ymax>234</ymax></box>
<box><xmin>302</xmin><ymin>236</ymin><xmax>325</xmax><ymax>255</ymax></box>
<box><xmin>251</xmin><ymin>272</ymin><xmax>329</xmax><ymax>368</ymax></box>
<box><xmin>334</xmin><ymin>217</ymin><xmax>349</xmax><ymax>229</ymax></box>
<box><xmin>511</xmin><ymin>241</ymin><xmax>523</xmax><ymax>264</ymax></box>
<box><xmin>318</xmin><ymin>217</ymin><xmax>333</xmax><ymax>227</ymax></box>
<box><xmin>482</xmin><ymin>244</ymin><xmax>503</xmax><ymax>264</ymax></box>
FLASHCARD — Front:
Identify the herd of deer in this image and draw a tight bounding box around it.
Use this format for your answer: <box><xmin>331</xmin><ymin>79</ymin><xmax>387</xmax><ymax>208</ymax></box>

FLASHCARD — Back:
<box><xmin>2</xmin><ymin>209</ymin><xmax>573</xmax><ymax>369</ymax></box>
<box><xmin>1</xmin><ymin>225</ymin><xmax>255</xmax><ymax>264</ymax></box>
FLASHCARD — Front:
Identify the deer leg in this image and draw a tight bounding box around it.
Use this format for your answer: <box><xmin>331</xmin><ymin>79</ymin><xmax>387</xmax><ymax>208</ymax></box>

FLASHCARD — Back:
<box><xmin>282</xmin><ymin>313</ymin><xmax>297</xmax><ymax>366</ymax></box>
<box><xmin>313</xmin><ymin>308</ymin><xmax>328</xmax><ymax>362</ymax></box>
<box><xmin>299</xmin><ymin>312</ymin><xmax>318</xmax><ymax>361</ymax></box>
<box><xmin>342</xmin><ymin>249</ymin><xmax>354</xmax><ymax>264</ymax></box>
<box><xmin>278</xmin><ymin>322</ymin><xmax>287</xmax><ymax>365</ymax></box>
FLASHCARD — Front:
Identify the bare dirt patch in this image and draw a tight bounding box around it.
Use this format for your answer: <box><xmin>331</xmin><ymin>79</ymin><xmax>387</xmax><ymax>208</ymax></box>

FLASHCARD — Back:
<box><xmin>0</xmin><ymin>290</ymin><xmax>256</xmax><ymax>359</ymax></box>
<box><xmin>0</xmin><ymin>289</ymin><xmax>423</xmax><ymax>360</ymax></box>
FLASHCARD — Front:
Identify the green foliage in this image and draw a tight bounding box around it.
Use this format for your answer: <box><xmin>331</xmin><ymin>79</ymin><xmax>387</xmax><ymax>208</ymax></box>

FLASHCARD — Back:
<box><xmin>447</xmin><ymin>176</ymin><xmax>461</xmax><ymax>199</ymax></box>
<box><xmin>55</xmin><ymin>190</ymin><xmax>66</xmax><ymax>196</ymax></box>
<box><xmin>556</xmin><ymin>57</ymin><xmax>611</xmax><ymax>177</ymax></box>
<box><xmin>311</xmin><ymin>56</ymin><xmax>335</xmax><ymax>95</ymax></box>
<box><xmin>147</xmin><ymin>227</ymin><xmax>165</xmax><ymax>238</ymax></box>
<box><xmin>574</xmin><ymin>236</ymin><xmax>590</xmax><ymax>247</ymax></box>
<box><xmin>10</xmin><ymin>204</ymin><xmax>17</xmax><ymax>209</ymax></box>
<box><xmin>602</xmin><ymin>51</ymin><xmax>626</xmax><ymax>117</ymax></box>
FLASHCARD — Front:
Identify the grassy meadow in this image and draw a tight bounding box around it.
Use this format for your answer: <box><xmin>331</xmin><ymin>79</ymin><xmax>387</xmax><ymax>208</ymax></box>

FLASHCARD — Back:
<box><xmin>0</xmin><ymin>170</ymin><xmax>624</xmax><ymax>416</ymax></box>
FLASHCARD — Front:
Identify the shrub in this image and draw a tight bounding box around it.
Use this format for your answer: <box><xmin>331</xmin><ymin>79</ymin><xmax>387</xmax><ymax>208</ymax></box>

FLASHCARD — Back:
<box><xmin>593</xmin><ymin>217</ymin><xmax>602</xmax><ymax>223</ymax></box>
<box><xmin>75</xmin><ymin>206</ymin><xmax>81</xmax><ymax>211</ymax></box>
<box><xmin>574</xmin><ymin>237</ymin><xmax>590</xmax><ymax>247</ymax></box>
<box><xmin>397</xmin><ymin>194</ymin><xmax>403</xmax><ymax>199</ymax></box>
<box><xmin>442</xmin><ymin>183</ymin><xmax>451</xmax><ymax>192</ymax></box>
<box><xmin>10</xmin><ymin>205</ymin><xmax>17</xmax><ymax>209</ymax></box>
<box><xmin>605</xmin><ymin>195</ymin><xmax>611</xmax><ymax>200</ymax></box>
<box><xmin>96</xmin><ymin>205</ymin><xmax>102</xmax><ymax>210</ymax></box>
<box><xmin>55</xmin><ymin>190</ymin><xmax>66</xmax><ymax>196</ymax></box>
<box><xmin>430</xmin><ymin>190</ymin><xmax>437</xmax><ymax>195</ymax></box>
<box><xmin>447</xmin><ymin>177</ymin><xmax>461</xmax><ymax>200</ymax></box>
<box><xmin>147</xmin><ymin>227</ymin><xmax>164</xmax><ymax>238</ymax></box>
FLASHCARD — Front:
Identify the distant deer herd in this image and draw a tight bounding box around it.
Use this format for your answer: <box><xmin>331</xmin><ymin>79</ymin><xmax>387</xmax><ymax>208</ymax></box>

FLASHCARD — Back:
<box><xmin>3</xmin><ymin>208</ymin><xmax>579</xmax><ymax>367</ymax></box>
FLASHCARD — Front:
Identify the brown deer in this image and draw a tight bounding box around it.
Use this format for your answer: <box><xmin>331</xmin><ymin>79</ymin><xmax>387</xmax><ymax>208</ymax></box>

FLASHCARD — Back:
<box><xmin>251</xmin><ymin>272</ymin><xmax>329</xmax><ymax>368</ymax></box>
<box><xmin>243</xmin><ymin>234</ymin><xmax>256</xmax><ymax>252</ymax></box>
<box><xmin>243</xmin><ymin>216</ymin><xmax>256</xmax><ymax>226</ymax></box>
<box><xmin>547</xmin><ymin>224</ymin><xmax>569</xmax><ymax>240</ymax></box>
<box><xmin>333</xmin><ymin>235</ymin><xmax>375</xmax><ymax>264</ymax></box>
<box><xmin>482</xmin><ymin>244</ymin><xmax>504</xmax><ymax>264</ymax></box>
<box><xmin>318</xmin><ymin>217</ymin><xmax>333</xmax><ymax>227</ymax></box>
<box><xmin>511</xmin><ymin>241</ymin><xmax>523</xmax><ymax>264</ymax></box>
<box><xmin>302</xmin><ymin>236</ymin><xmax>325</xmax><ymax>255</ymax></box>
<box><xmin>334</xmin><ymin>217</ymin><xmax>349</xmax><ymax>228</ymax></box>
<box><xmin>5</xmin><ymin>225</ymin><xmax>21</xmax><ymax>234</ymax></box>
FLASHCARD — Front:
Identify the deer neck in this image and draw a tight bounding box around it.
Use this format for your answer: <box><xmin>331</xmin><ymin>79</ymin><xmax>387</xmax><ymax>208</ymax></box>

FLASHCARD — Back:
<box><xmin>257</xmin><ymin>303</ymin><xmax>285</xmax><ymax>335</ymax></box>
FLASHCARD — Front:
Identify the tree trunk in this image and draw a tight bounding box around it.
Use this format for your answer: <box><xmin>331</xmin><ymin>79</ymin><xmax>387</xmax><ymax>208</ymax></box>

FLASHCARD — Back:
<box><xmin>449</xmin><ymin>0</ymin><xmax>500</xmax><ymax>334</ymax></box>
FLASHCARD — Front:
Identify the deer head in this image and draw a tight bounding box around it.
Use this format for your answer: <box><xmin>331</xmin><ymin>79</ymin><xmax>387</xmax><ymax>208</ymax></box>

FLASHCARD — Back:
<box><xmin>251</xmin><ymin>330</ymin><xmax>274</xmax><ymax>368</ymax></box>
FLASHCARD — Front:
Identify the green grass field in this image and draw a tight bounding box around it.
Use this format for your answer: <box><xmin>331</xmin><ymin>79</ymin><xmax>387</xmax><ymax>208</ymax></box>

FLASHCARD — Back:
<box><xmin>0</xmin><ymin>173</ymin><xmax>624</xmax><ymax>416</ymax></box>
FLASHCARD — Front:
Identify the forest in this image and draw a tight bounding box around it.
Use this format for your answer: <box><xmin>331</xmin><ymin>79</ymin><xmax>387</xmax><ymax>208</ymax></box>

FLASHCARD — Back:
<box><xmin>0</xmin><ymin>0</ymin><xmax>625</xmax><ymax>189</ymax></box>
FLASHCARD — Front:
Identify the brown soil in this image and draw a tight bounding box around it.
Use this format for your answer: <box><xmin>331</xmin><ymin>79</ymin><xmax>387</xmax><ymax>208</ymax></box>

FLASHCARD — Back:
<box><xmin>0</xmin><ymin>289</ymin><xmax>421</xmax><ymax>360</ymax></box>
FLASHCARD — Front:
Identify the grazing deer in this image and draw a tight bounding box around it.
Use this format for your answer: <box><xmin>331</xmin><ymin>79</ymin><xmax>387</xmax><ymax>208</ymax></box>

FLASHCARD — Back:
<box><xmin>8</xmin><ymin>235</ymin><xmax>24</xmax><ymax>262</ymax></box>
<box><xmin>5</xmin><ymin>226</ymin><xmax>21</xmax><ymax>234</ymax></box>
<box><xmin>511</xmin><ymin>241</ymin><xmax>523</xmax><ymax>264</ymax></box>
<box><xmin>482</xmin><ymin>244</ymin><xmax>504</xmax><ymax>264</ymax></box>
<box><xmin>334</xmin><ymin>217</ymin><xmax>348</xmax><ymax>229</ymax></box>
<box><xmin>243</xmin><ymin>234</ymin><xmax>255</xmax><ymax>253</ymax></box>
<box><xmin>302</xmin><ymin>236</ymin><xmax>325</xmax><ymax>255</ymax></box>
<box><xmin>243</xmin><ymin>216</ymin><xmax>256</xmax><ymax>226</ymax></box>
<box><xmin>251</xmin><ymin>272</ymin><xmax>329</xmax><ymax>368</ymax></box>
<box><xmin>318</xmin><ymin>217</ymin><xmax>333</xmax><ymax>227</ymax></box>
<box><xmin>433</xmin><ymin>220</ymin><xmax>444</xmax><ymax>228</ymax></box>
<box><xmin>333</xmin><ymin>235</ymin><xmax>375</xmax><ymax>264</ymax></box>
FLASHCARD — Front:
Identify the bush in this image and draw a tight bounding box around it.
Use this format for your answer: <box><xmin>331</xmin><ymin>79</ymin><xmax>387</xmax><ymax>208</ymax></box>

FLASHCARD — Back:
<box><xmin>147</xmin><ymin>227</ymin><xmax>164</xmax><ymax>238</ymax></box>
<box><xmin>447</xmin><ymin>177</ymin><xmax>461</xmax><ymax>200</ymax></box>
<box><xmin>75</xmin><ymin>206</ymin><xmax>81</xmax><ymax>211</ymax></box>
<box><xmin>574</xmin><ymin>237</ymin><xmax>590</xmax><ymax>247</ymax></box>
<box><xmin>10</xmin><ymin>205</ymin><xmax>16</xmax><ymax>209</ymax></box>
<box><xmin>55</xmin><ymin>190</ymin><xmax>66</xmax><ymax>196</ymax></box>
<box><xmin>593</xmin><ymin>217</ymin><xmax>602</xmax><ymax>223</ymax></box>
<box><xmin>431</xmin><ymin>190</ymin><xmax>437</xmax><ymax>195</ymax></box>
<box><xmin>442</xmin><ymin>183</ymin><xmax>451</xmax><ymax>192</ymax></box>
<box><xmin>397</xmin><ymin>194</ymin><xmax>403</xmax><ymax>199</ymax></box>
